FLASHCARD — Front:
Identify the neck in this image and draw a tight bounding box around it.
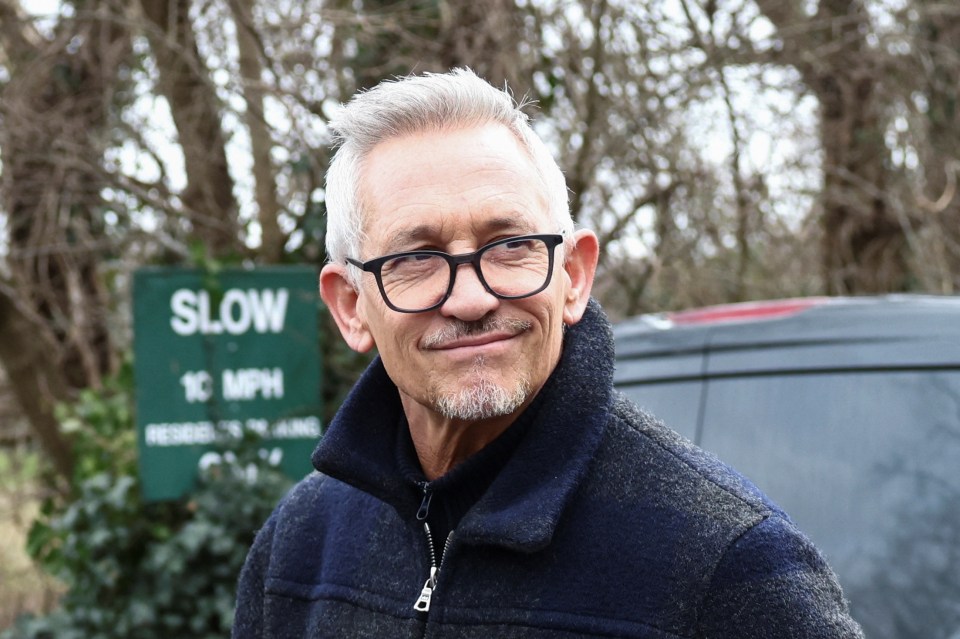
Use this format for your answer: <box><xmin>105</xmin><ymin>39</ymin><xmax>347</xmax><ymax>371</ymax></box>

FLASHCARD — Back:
<box><xmin>400</xmin><ymin>396</ymin><xmax>529</xmax><ymax>480</ymax></box>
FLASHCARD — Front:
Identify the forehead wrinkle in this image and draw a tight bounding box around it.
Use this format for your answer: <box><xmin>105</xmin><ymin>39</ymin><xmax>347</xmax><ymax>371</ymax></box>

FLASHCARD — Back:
<box><xmin>359</xmin><ymin>189</ymin><xmax>445</xmax><ymax>256</ymax></box>
<box><xmin>358</xmin><ymin>126</ymin><xmax>552</xmax><ymax>257</ymax></box>
<box><xmin>469</xmin><ymin>167</ymin><xmax>551</xmax><ymax>223</ymax></box>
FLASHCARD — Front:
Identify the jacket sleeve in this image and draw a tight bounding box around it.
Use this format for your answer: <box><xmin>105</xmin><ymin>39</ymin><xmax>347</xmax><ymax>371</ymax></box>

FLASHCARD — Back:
<box><xmin>697</xmin><ymin>515</ymin><xmax>864</xmax><ymax>639</ymax></box>
<box><xmin>232</xmin><ymin>509</ymin><xmax>280</xmax><ymax>639</ymax></box>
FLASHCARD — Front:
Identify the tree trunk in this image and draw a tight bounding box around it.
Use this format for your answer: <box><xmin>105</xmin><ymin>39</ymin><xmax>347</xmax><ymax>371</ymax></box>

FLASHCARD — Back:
<box><xmin>139</xmin><ymin>0</ymin><xmax>240</xmax><ymax>257</ymax></box>
<box><xmin>437</xmin><ymin>0</ymin><xmax>537</xmax><ymax>97</ymax></box>
<box><xmin>816</xmin><ymin>61</ymin><xmax>905</xmax><ymax>294</ymax></box>
<box><xmin>914</xmin><ymin>1</ymin><xmax>960</xmax><ymax>292</ymax></box>
<box><xmin>0</xmin><ymin>0</ymin><xmax>128</xmax><ymax>479</ymax></box>
<box><xmin>756</xmin><ymin>0</ymin><xmax>911</xmax><ymax>294</ymax></box>
<box><xmin>231</xmin><ymin>0</ymin><xmax>284</xmax><ymax>263</ymax></box>
<box><xmin>0</xmin><ymin>289</ymin><xmax>73</xmax><ymax>480</ymax></box>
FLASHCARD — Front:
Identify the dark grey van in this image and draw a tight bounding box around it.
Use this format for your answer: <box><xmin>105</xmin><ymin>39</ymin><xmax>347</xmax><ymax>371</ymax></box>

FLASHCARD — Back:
<box><xmin>612</xmin><ymin>295</ymin><xmax>960</xmax><ymax>639</ymax></box>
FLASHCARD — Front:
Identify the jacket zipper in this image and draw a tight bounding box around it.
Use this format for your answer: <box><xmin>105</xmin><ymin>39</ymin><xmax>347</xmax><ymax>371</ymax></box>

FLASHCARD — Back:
<box><xmin>413</xmin><ymin>484</ymin><xmax>454</xmax><ymax>613</ymax></box>
<box><xmin>414</xmin><ymin>522</ymin><xmax>454</xmax><ymax>612</ymax></box>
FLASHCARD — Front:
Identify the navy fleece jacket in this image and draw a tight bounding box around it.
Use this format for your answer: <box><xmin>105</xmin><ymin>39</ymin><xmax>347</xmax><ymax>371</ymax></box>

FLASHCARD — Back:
<box><xmin>233</xmin><ymin>300</ymin><xmax>864</xmax><ymax>638</ymax></box>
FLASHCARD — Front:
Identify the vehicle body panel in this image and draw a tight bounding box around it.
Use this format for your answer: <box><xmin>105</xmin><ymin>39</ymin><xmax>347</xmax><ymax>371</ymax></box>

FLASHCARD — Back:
<box><xmin>613</xmin><ymin>296</ymin><xmax>960</xmax><ymax>639</ymax></box>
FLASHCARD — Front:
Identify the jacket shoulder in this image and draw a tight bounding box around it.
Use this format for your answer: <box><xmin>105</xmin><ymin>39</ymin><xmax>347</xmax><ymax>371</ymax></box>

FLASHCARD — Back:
<box><xmin>590</xmin><ymin>395</ymin><xmax>862</xmax><ymax>638</ymax></box>
<box><xmin>605</xmin><ymin>392</ymin><xmax>779</xmax><ymax>518</ymax></box>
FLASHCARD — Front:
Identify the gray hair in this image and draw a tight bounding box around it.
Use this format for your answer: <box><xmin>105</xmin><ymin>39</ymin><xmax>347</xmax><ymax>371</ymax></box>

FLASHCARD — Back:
<box><xmin>324</xmin><ymin>68</ymin><xmax>573</xmax><ymax>284</ymax></box>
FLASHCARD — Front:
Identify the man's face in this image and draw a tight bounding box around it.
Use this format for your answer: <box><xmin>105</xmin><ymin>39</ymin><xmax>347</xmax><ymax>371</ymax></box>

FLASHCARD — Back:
<box><xmin>323</xmin><ymin>123</ymin><xmax>595</xmax><ymax>425</ymax></box>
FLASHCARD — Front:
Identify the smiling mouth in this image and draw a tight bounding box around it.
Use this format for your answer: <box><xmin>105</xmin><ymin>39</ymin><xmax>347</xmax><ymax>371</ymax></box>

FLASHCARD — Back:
<box><xmin>421</xmin><ymin>316</ymin><xmax>532</xmax><ymax>351</ymax></box>
<box><xmin>429</xmin><ymin>331</ymin><xmax>518</xmax><ymax>351</ymax></box>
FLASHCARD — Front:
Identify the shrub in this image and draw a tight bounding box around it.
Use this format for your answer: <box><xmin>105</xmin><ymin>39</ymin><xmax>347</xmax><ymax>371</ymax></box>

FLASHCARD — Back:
<box><xmin>3</xmin><ymin>367</ymin><xmax>292</xmax><ymax>639</ymax></box>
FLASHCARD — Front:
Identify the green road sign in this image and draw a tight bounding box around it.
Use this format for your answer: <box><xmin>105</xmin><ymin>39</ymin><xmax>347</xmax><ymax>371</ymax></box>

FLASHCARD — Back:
<box><xmin>133</xmin><ymin>267</ymin><xmax>322</xmax><ymax>501</ymax></box>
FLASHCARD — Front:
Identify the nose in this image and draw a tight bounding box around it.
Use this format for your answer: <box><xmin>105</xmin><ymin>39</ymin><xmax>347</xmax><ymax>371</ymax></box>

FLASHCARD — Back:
<box><xmin>439</xmin><ymin>262</ymin><xmax>500</xmax><ymax>321</ymax></box>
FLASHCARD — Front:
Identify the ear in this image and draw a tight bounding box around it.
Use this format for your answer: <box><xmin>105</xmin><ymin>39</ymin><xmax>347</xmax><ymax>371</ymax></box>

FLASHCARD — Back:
<box><xmin>561</xmin><ymin>229</ymin><xmax>599</xmax><ymax>326</ymax></box>
<box><xmin>319</xmin><ymin>264</ymin><xmax>376</xmax><ymax>353</ymax></box>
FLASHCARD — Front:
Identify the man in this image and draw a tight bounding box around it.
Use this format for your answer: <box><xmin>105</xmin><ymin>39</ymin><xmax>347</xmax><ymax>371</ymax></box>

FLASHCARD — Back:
<box><xmin>234</xmin><ymin>69</ymin><xmax>863</xmax><ymax>638</ymax></box>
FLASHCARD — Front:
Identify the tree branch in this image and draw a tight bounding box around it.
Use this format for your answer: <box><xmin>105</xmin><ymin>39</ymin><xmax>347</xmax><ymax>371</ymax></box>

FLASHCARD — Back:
<box><xmin>0</xmin><ymin>282</ymin><xmax>73</xmax><ymax>483</ymax></box>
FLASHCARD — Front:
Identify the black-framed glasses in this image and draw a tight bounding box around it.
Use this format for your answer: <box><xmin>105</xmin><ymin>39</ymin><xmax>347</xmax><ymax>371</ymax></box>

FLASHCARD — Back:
<box><xmin>346</xmin><ymin>234</ymin><xmax>564</xmax><ymax>313</ymax></box>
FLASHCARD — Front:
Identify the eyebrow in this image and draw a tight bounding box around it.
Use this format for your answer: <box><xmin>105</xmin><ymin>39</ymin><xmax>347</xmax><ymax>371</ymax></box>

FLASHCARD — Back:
<box><xmin>381</xmin><ymin>216</ymin><xmax>535</xmax><ymax>254</ymax></box>
<box><xmin>381</xmin><ymin>226</ymin><xmax>440</xmax><ymax>255</ymax></box>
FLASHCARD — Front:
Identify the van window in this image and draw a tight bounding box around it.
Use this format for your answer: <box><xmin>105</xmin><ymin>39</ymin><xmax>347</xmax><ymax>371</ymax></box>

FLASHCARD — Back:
<box><xmin>617</xmin><ymin>381</ymin><xmax>702</xmax><ymax>441</ymax></box>
<box><xmin>696</xmin><ymin>369</ymin><xmax>960</xmax><ymax>638</ymax></box>
<box><xmin>613</xmin><ymin>296</ymin><xmax>960</xmax><ymax>639</ymax></box>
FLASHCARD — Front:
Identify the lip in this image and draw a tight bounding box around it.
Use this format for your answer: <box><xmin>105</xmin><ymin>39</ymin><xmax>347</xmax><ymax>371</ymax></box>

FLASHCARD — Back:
<box><xmin>425</xmin><ymin>330</ymin><xmax>520</xmax><ymax>352</ymax></box>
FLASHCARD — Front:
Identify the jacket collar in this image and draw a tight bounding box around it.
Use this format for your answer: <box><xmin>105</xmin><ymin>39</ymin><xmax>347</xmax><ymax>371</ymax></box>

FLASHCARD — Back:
<box><xmin>312</xmin><ymin>299</ymin><xmax>615</xmax><ymax>552</ymax></box>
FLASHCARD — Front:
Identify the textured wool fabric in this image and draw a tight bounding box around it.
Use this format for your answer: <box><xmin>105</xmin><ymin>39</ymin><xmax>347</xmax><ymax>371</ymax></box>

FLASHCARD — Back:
<box><xmin>233</xmin><ymin>299</ymin><xmax>864</xmax><ymax>638</ymax></box>
<box><xmin>394</xmin><ymin>389</ymin><xmax>544</xmax><ymax>550</ymax></box>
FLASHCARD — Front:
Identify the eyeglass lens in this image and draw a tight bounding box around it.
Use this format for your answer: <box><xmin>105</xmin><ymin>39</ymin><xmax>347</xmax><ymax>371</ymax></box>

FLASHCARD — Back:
<box><xmin>379</xmin><ymin>237</ymin><xmax>553</xmax><ymax>311</ymax></box>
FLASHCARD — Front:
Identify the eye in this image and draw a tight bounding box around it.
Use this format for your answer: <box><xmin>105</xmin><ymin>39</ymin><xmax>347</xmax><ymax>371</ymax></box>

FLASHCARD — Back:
<box><xmin>388</xmin><ymin>253</ymin><xmax>435</xmax><ymax>268</ymax></box>
<box><xmin>503</xmin><ymin>238</ymin><xmax>535</xmax><ymax>250</ymax></box>
<box><xmin>384</xmin><ymin>251</ymin><xmax>444</xmax><ymax>272</ymax></box>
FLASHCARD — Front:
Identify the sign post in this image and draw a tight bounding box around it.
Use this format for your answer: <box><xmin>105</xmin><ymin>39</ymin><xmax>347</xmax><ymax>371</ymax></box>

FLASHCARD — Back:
<box><xmin>133</xmin><ymin>266</ymin><xmax>322</xmax><ymax>501</ymax></box>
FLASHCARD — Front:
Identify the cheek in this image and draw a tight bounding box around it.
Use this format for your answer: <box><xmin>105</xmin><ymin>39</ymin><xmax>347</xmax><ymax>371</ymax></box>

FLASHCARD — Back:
<box><xmin>527</xmin><ymin>299</ymin><xmax>566</xmax><ymax>359</ymax></box>
<box><xmin>357</xmin><ymin>287</ymin><xmax>395</xmax><ymax>333</ymax></box>
<box><xmin>381</xmin><ymin>317</ymin><xmax>425</xmax><ymax>360</ymax></box>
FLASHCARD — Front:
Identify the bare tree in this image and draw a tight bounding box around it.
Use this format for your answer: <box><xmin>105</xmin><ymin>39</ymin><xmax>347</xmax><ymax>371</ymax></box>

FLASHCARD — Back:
<box><xmin>3</xmin><ymin>0</ymin><xmax>960</xmax><ymax>479</ymax></box>
<box><xmin>139</xmin><ymin>0</ymin><xmax>240</xmax><ymax>257</ymax></box>
<box><xmin>0</xmin><ymin>0</ymin><xmax>130</xmax><ymax>480</ymax></box>
<box><xmin>902</xmin><ymin>1</ymin><xmax>960</xmax><ymax>292</ymax></box>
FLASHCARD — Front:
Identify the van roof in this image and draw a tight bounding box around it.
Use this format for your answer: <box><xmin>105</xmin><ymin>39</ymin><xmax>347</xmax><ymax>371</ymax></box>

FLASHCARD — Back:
<box><xmin>612</xmin><ymin>295</ymin><xmax>960</xmax><ymax>377</ymax></box>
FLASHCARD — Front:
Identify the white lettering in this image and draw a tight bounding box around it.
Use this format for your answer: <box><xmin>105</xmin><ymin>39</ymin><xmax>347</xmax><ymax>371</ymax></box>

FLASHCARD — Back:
<box><xmin>223</xmin><ymin>368</ymin><xmax>284</xmax><ymax>400</ymax></box>
<box><xmin>258</xmin><ymin>447</ymin><xmax>284</xmax><ymax>466</ymax></box>
<box><xmin>197</xmin><ymin>291</ymin><xmax>223</xmax><ymax>334</ymax></box>
<box><xmin>198</xmin><ymin>450</ymin><xmax>277</xmax><ymax>484</ymax></box>
<box><xmin>260</xmin><ymin>368</ymin><xmax>284</xmax><ymax>398</ymax></box>
<box><xmin>272</xmin><ymin>416</ymin><xmax>322</xmax><ymax>438</ymax></box>
<box><xmin>170</xmin><ymin>289</ymin><xmax>199</xmax><ymax>335</ymax></box>
<box><xmin>145</xmin><ymin>421</ymin><xmax>217</xmax><ymax>446</ymax></box>
<box><xmin>221</xmin><ymin>289</ymin><xmax>251</xmax><ymax>334</ymax></box>
<box><xmin>168</xmin><ymin>288</ymin><xmax>291</xmax><ymax>336</ymax></box>
<box><xmin>245</xmin><ymin>418</ymin><xmax>270</xmax><ymax>436</ymax></box>
<box><xmin>144</xmin><ymin>418</ymin><xmax>320</xmax><ymax>447</ymax></box>
<box><xmin>222</xmin><ymin>369</ymin><xmax>244</xmax><ymax>399</ymax></box>
<box><xmin>180</xmin><ymin>370</ymin><xmax>213</xmax><ymax>403</ymax></box>
<box><xmin>248</xmin><ymin>289</ymin><xmax>289</xmax><ymax>333</ymax></box>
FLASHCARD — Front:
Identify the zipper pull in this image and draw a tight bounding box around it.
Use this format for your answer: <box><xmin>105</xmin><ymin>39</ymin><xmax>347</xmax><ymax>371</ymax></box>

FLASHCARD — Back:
<box><xmin>413</xmin><ymin>566</ymin><xmax>437</xmax><ymax>612</ymax></box>
<box><xmin>416</xmin><ymin>485</ymin><xmax>433</xmax><ymax>521</ymax></box>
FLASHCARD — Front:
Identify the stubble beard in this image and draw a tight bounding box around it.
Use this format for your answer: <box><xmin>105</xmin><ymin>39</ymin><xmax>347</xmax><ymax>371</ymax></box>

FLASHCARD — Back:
<box><xmin>424</xmin><ymin>316</ymin><xmax>533</xmax><ymax>421</ymax></box>
<box><xmin>432</xmin><ymin>356</ymin><xmax>531</xmax><ymax>421</ymax></box>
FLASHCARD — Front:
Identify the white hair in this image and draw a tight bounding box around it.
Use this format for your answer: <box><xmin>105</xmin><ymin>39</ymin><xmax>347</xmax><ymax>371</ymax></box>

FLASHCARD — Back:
<box><xmin>324</xmin><ymin>68</ymin><xmax>573</xmax><ymax>284</ymax></box>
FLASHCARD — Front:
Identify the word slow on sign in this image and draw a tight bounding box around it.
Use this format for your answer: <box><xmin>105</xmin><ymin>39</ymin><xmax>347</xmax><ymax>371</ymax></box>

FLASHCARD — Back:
<box><xmin>170</xmin><ymin>288</ymin><xmax>289</xmax><ymax>335</ymax></box>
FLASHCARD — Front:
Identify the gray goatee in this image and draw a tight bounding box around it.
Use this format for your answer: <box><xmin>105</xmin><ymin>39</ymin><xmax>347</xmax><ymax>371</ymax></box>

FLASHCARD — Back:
<box><xmin>424</xmin><ymin>316</ymin><xmax>533</xmax><ymax>421</ymax></box>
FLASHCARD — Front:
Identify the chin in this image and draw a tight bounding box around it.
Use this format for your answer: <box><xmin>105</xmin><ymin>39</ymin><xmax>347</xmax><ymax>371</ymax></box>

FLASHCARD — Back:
<box><xmin>432</xmin><ymin>375</ymin><xmax>530</xmax><ymax>422</ymax></box>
